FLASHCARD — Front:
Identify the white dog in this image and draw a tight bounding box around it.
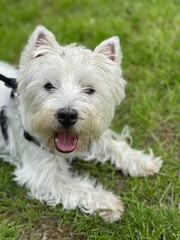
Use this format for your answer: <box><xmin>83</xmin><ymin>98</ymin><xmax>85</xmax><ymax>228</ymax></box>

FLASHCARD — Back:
<box><xmin>0</xmin><ymin>26</ymin><xmax>162</xmax><ymax>223</ymax></box>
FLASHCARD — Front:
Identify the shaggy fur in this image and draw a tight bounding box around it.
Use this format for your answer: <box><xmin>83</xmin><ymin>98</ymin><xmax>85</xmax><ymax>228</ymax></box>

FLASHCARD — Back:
<box><xmin>0</xmin><ymin>26</ymin><xmax>162</xmax><ymax>222</ymax></box>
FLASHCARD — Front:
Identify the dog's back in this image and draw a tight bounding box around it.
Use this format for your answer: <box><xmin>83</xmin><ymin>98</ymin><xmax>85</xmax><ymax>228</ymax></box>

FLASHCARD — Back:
<box><xmin>0</xmin><ymin>62</ymin><xmax>18</xmax><ymax>159</ymax></box>
<box><xmin>0</xmin><ymin>61</ymin><xmax>17</xmax><ymax>107</ymax></box>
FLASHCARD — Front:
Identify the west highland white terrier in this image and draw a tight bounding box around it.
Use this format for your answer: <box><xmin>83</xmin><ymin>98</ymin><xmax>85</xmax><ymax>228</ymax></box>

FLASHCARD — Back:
<box><xmin>0</xmin><ymin>26</ymin><xmax>162</xmax><ymax>222</ymax></box>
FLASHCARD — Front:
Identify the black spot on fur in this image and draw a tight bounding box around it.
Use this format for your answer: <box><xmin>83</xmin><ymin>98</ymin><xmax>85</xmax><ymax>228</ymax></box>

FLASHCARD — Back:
<box><xmin>0</xmin><ymin>107</ymin><xmax>9</xmax><ymax>143</ymax></box>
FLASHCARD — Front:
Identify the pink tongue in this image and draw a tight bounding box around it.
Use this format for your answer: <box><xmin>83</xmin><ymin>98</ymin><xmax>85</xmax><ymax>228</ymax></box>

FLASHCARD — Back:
<box><xmin>55</xmin><ymin>131</ymin><xmax>78</xmax><ymax>153</ymax></box>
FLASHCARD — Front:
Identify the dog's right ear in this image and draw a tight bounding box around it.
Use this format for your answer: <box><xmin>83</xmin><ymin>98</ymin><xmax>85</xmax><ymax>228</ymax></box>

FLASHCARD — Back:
<box><xmin>20</xmin><ymin>26</ymin><xmax>58</xmax><ymax>66</ymax></box>
<box><xmin>29</xmin><ymin>25</ymin><xmax>58</xmax><ymax>58</ymax></box>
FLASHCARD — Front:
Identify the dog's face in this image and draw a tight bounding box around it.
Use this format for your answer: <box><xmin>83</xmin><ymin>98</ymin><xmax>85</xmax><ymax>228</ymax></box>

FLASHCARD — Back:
<box><xmin>18</xmin><ymin>26</ymin><xmax>126</xmax><ymax>154</ymax></box>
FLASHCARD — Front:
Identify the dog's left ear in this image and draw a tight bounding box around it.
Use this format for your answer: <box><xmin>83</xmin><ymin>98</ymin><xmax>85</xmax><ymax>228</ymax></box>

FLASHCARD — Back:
<box><xmin>94</xmin><ymin>37</ymin><xmax>122</xmax><ymax>64</ymax></box>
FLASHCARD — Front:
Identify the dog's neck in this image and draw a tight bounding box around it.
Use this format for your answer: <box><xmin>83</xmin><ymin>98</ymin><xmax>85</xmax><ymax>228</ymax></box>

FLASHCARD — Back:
<box><xmin>0</xmin><ymin>106</ymin><xmax>41</xmax><ymax>148</ymax></box>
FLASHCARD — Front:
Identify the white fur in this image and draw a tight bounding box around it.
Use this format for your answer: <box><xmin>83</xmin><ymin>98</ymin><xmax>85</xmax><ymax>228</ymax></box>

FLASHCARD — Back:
<box><xmin>0</xmin><ymin>26</ymin><xmax>162</xmax><ymax>223</ymax></box>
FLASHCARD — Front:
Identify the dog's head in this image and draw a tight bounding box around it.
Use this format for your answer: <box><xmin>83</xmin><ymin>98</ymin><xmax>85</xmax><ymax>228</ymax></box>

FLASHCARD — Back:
<box><xmin>18</xmin><ymin>26</ymin><xmax>126</xmax><ymax>154</ymax></box>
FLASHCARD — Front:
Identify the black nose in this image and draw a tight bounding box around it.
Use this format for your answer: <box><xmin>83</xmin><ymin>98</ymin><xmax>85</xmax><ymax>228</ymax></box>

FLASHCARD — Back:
<box><xmin>57</xmin><ymin>108</ymin><xmax>78</xmax><ymax>128</ymax></box>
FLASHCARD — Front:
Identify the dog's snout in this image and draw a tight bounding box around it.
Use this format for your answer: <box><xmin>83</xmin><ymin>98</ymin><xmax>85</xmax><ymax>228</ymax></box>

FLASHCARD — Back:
<box><xmin>57</xmin><ymin>108</ymin><xmax>78</xmax><ymax>128</ymax></box>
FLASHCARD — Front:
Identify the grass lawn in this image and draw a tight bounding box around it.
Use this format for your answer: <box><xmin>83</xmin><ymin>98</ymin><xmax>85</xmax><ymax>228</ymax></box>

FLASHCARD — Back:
<box><xmin>0</xmin><ymin>0</ymin><xmax>179</xmax><ymax>239</ymax></box>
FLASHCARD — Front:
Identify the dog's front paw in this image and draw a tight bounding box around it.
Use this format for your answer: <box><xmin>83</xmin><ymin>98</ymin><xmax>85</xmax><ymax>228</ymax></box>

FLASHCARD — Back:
<box><xmin>142</xmin><ymin>151</ymin><xmax>163</xmax><ymax>176</ymax></box>
<box><xmin>125</xmin><ymin>149</ymin><xmax>163</xmax><ymax>177</ymax></box>
<box><xmin>81</xmin><ymin>189</ymin><xmax>124</xmax><ymax>223</ymax></box>
<box><xmin>97</xmin><ymin>197</ymin><xmax>124</xmax><ymax>223</ymax></box>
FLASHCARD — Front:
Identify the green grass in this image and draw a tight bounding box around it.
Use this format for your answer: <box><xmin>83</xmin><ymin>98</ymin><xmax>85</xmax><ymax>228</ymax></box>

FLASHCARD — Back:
<box><xmin>0</xmin><ymin>0</ymin><xmax>180</xmax><ymax>239</ymax></box>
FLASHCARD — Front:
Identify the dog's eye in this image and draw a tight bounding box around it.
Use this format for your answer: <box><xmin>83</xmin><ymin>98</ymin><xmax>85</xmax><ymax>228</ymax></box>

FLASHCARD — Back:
<box><xmin>84</xmin><ymin>87</ymin><xmax>95</xmax><ymax>95</ymax></box>
<box><xmin>44</xmin><ymin>83</ymin><xmax>55</xmax><ymax>92</ymax></box>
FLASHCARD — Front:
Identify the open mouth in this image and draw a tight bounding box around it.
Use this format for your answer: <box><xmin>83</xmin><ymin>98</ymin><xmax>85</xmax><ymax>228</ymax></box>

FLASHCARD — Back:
<box><xmin>54</xmin><ymin>130</ymin><xmax>78</xmax><ymax>153</ymax></box>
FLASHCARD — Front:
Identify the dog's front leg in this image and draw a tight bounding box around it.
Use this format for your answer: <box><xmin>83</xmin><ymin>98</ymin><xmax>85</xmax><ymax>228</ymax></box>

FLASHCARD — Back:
<box><xmin>84</xmin><ymin>128</ymin><xmax>163</xmax><ymax>177</ymax></box>
<box><xmin>14</xmin><ymin>157</ymin><xmax>123</xmax><ymax>223</ymax></box>
<box><xmin>55</xmin><ymin>174</ymin><xmax>124</xmax><ymax>223</ymax></box>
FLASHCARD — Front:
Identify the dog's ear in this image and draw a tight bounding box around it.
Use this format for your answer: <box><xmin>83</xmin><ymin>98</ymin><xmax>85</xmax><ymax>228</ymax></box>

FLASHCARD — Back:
<box><xmin>22</xmin><ymin>25</ymin><xmax>58</xmax><ymax>59</ymax></box>
<box><xmin>30</xmin><ymin>25</ymin><xmax>58</xmax><ymax>58</ymax></box>
<box><xmin>20</xmin><ymin>26</ymin><xmax>59</xmax><ymax>69</ymax></box>
<box><xmin>94</xmin><ymin>37</ymin><xmax>122</xmax><ymax>64</ymax></box>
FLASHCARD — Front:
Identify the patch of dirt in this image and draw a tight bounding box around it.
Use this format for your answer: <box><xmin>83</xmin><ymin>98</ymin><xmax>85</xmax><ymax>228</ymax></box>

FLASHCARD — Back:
<box><xmin>141</xmin><ymin>120</ymin><xmax>179</xmax><ymax>151</ymax></box>
<box><xmin>155</xmin><ymin>123</ymin><xmax>178</xmax><ymax>144</ymax></box>
<box><xmin>154</xmin><ymin>121</ymin><xmax>180</xmax><ymax>156</ymax></box>
<box><xmin>18</xmin><ymin>215</ymin><xmax>86</xmax><ymax>240</ymax></box>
